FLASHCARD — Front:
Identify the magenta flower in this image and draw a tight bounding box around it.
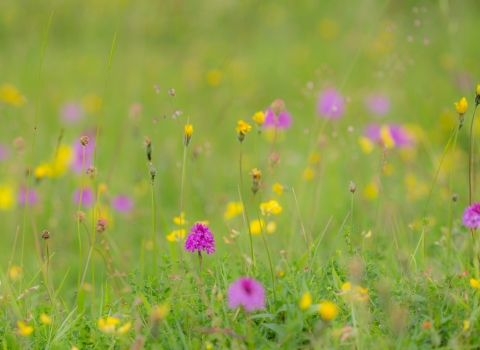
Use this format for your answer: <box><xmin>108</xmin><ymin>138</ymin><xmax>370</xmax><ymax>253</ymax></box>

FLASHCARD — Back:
<box><xmin>317</xmin><ymin>88</ymin><xmax>345</xmax><ymax>119</ymax></box>
<box><xmin>364</xmin><ymin>123</ymin><xmax>414</xmax><ymax>148</ymax></box>
<box><xmin>462</xmin><ymin>203</ymin><xmax>480</xmax><ymax>229</ymax></box>
<box><xmin>227</xmin><ymin>277</ymin><xmax>266</xmax><ymax>312</ymax></box>
<box><xmin>18</xmin><ymin>186</ymin><xmax>37</xmax><ymax>206</ymax></box>
<box><xmin>112</xmin><ymin>195</ymin><xmax>133</xmax><ymax>212</ymax></box>
<box><xmin>60</xmin><ymin>101</ymin><xmax>84</xmax><ymax>124</ymax></box>
<box><xmin>263</xmin><ymin>108</ymin><xmax>293</xmax><ymax>129</ymax></box>
<box><xmin>71</xmin><ymin>132</ymin><xmax>95</xmax><ymax>173</ymax></box>
<box><xmin>365</xmin><ymin>93</ymin><xmax>390</xmax><ymax>116</ymax></box>
<box><xmin>73</xmin><ymin>188</ymin><xmax>93</xmax><ymax>207</ymax></box>
<box><xmin>184</xmin><ymin>223</ymin><xmax>216</xmax><ymax>254</ymax></box>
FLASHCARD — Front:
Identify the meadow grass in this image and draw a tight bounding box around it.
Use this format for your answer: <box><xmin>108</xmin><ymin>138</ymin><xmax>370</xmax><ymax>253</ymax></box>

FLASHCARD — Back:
<box><xmin>1</xmin><ymin>0</ymin><xmax>480</xmax><ymax>349</ymax></box>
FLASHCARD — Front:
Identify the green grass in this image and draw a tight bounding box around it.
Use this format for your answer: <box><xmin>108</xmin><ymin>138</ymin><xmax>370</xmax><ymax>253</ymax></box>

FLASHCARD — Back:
<box><xmin>1</xmin><ymin>0</ymin><xmax>480</xmax><ymax>348</ymax></box>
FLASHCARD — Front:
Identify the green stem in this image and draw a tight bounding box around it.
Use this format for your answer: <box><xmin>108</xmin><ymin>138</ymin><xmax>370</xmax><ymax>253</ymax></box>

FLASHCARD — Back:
<box><xmin>77</xmin><ymin>147</ymin><xmax>85</xmax><ymax>292</ymax></box>
<box><xmin>151</xmin><ymin>179</ymin><xmax>157</xmax><ymax>275</ymax></box>
<box><xmin>239</xmin><ymin>142</ymin><xmax>255</xmax><ymax>275</ymax></box>
<box><xmin>447</xmin><ymin>127</ymin><xmax>460</xmax><ymax>264</ymax></box>
<box><xmin>254</xmin><ymin>196</ymin><xmax>276</xmax><ymax>302</ymax></box>
<box><xmin>469</xmin><ymin>105</ymin><xmax>479</xmax><ymax>248</ymax></box>
<box><xmin>350</xmin><ymin>193</ymin><xmax>354</xmax><ymax>256</ymax></box>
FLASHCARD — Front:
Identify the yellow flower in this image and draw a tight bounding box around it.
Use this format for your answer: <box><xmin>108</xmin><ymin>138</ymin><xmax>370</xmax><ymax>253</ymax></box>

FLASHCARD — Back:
<box><xmin>477</xmin><ymin>84</ymin><xmax>480</xmax><ymax>98</ymax></box>
<box><xmin>98</xmin><ymin>317</ymin><xmax>120</xmax><ymax>334</ymax></box>
<box><xmin>380</xmin><ymin>125</ymin><xmax>395</xmax><ymax>148</ymax></box>
<box><xmin>0</xmin><ymin>84</ymin><xmax>26</xmax><ymax>106</ymax></box>
<box><xmin>82</xmin><ymin>93</ymin><xmax>102</xmax><ymax>113</ymax></box>
<box><xmin>34</xmin><ymin>163</ymin><xmax>53</xmax><ymax>179</ymax></box>
<box><xmin>116</xmin><ymin>322</ymin><xmax>131</xmax><ymax>335</ymax></box>
<box><xmin>152</xmin><ymin>303</ymin><xmax>170</xmax><ymax>321</ymax></box>
<box><xmin>266</xmin><ymin>221</ymin><xmax>276</xmax><ymax>234</ymax></box>
<box><xmin>236</xmin><ymin>120</ymin><xmax>252</xmax><ymax>135</ymax></box>
<box><xmin>299</xmin><ymin>292</ymin><xmax>312</xmax><ymax>311</ymax></box>
<box><xmin>470</xmin><ymin>278</ymin><xmax>480</xmax><ymax>289</ymax></box>
<box><xmin>51</xmin><ymin>145</ymin><xmax>72</xmax><ymax>177</ymax></box>
<box><xmin>319</xmin><ymin>301</ymin><xmax>339</xmax><ymax>321</ymax></box>
<box><xmin>40</xmin><ymin>313</ymin><xmax>52</xmax><ymax>325</ymax></box>
<box><xmin>454</xmin><ymin>97</ymin><xmax>468</xmax><ymax>115</ymax></box>
<box><xmin>260</xmin><ymin>200</ymin><xmax>282</xmax><ymax>216</ymax></box>
<box><xmin>9</xmin><ymin>265</ymin><xmax>21</xmax><ymax>280</ymax></box>
<box><xmin>0</xmin><ymin>184</ymin><xmax>15</xmax><ymax>210</ymax></box>
<box><xmin>184</xmin><ymin>124</ymin><xmax>193</xmax><ymax>137</ymax></box>
<box><xmin>166</xmin><ymin>229</ymin><xmax>186</xmax><ymax>242</ymax></box>
<box><xmin>364</xmin><ymin>182</ymin><xmax>378</xmax><ymax>200</ymax></box>
<box><xmin>249</xmin><ymin>219</ymin><xmax>265</xmax><ymax>235</ymax></box>
<box><xmin>206</xmin><ymin>69</ymin><xmax>222</xmax><ymax>87</ymax></box>
<box><xmin>341</xmin><ymin>282</ymin><xmax>351</xmax><ymax>291</ymax></box>
<box><xmin>250</xmin><ymin>168</ymin><xmax>262</xmax><ymax>181</ymax></box>
<box><xmin>358</xmin><ymin>136</ymin><xmax>374</xmax><ymax>154</ymax></box>
<box><xmin>303</xmin><ymin>168</ymin><xmax>314</xmax><ymax>180</ymax></box>
<box><xmin>272</xmin><ymin>182</ymin><xmax>283</xmax><ymax>196</ymax></box>
<box><xmin>309</xmin><ymin>152</ymin><xmax>320</xmax><ymax>164</ymax></box>
<box><xmin>223</xmin><ymin>202</ymin><xmax>243</xmax><ymax>220</ymax></box>
<box><xmin>173</xmin><ymin>212</ymin><xmax>185</xmax><ymax>226</ymax></box>
<box><xmin>98</xmin><ymin>183</ymin><xmax>108</xmax><ymax>194</ymax></box>
<box><xmin>205</xmin><ymin>342</ymin><xmax>214</xmax><ymax>350</ymax></box>
<box><xmin>252</xmin><ymin>111</ymin><xmax>265</xmax><ymax>126</ymax></box>
<box><xmin>17</xmin><ymin>321</ymin><xmax>34</xmax><ymax>336</ymax></box>
<box><xmin>464</xmin><ymin>320</ymin><xmax>470</xmax><ymax>331</ymax></box>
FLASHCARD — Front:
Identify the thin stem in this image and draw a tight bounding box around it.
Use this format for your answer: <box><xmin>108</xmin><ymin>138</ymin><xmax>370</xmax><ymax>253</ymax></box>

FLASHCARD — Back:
<box><xmin>45</xmin><ymin>241</ymin><xmax>50</xmax><ymax>286</ymax></box>
<box><xmin>77</xmin><ymin>146</ymin><xmax>86</xmax><ymax>292</ymax></box>
<box><xmin>469</xmin><ymin>105</ymin><xmax>478</xmax><ymax>248</ymax></box>
<box><xmin>447</xmin><ymin>126</ymin><xmax>460</xmax><ymax>264</ymax></box>
<box><xmin>239</xmin><ymin>142</ymin><xmax>255</xmax><ymax>275</ymax></box>
<box><xmin>254</xmin><ymin>196</ymin><xmax>276</xmax><ymax>302</ymax></box>
<box><xmin>350</xmin><ymin>192</ymin><xmax>354</xmax><ymax>256</ymax></box>
<box><xmin>292</xmin><ymin>188</ymin><xmax>309</xmax><ymax>260</ymax></box>
<box><xmin>151</xmin><ymin>179</ymin><xmax>157</xmax><ymax>275</ymax></box>
<box><xmin>198</xmin><ymin>251</ymin><xmax>203</xmax><ymax>275</ymax></box>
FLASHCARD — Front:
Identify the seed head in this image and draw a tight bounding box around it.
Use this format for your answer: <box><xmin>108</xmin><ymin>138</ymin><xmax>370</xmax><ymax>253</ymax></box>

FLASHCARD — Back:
<box><xmin>144</xmin><ymin>137</ymin><xmax>152</xmax><ymax>161</ymax></box>
<box><xmin>349</xmin><ymin>181</ymin><xmax>356</xmax><ymax>194</ymax></box>
<box><xmin>96</xmin><ymin>218</ymin><xmax>109</xmax><ymax>233</ymax></box>
<box><xmin>75</xmin><ymin>211</ymin><xmax>86</xmax><ymax>223</ymax></box>
<box><xmin>452</xmin><ymin>193</ymin><xmax>459</xmax><ymax>202</ymax></box>
<box><xmin>86</xmin><ymin>166</ymin><xmax>98</xmax><ymax>179</ymax></box>
<box><xmin>79</xmin><ymin>135</ymin><xmax>89</xmax><ymax>146</ymax></box>
<box><xmin>270</xmin><ymin>99</ymin><xmax>286</xmax><ymax>117</ymax></box>
<box><xmin>13</xmin><ymin>137</ymin><xmax>25</xmax><ymax>154</ymax></box>
<box><xmin>41</xmin><ymin>230</ymin><xmax>50</xmax><ymax>240</ymax></box>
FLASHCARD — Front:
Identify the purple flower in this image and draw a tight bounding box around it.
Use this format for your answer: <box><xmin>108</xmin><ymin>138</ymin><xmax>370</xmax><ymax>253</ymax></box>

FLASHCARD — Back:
<box><xmin>60</xmin><ymin>101</ymin><xmax>84</xmax><ymax>123</ymax></box>
<box><xmin>71</xmin><ymin>133</ymin><xmax>95</xmax><ymax>173</ymax></box>
<box><xmin>112</xmin><ymin>195</ymin><xmax>133</xmax><ymax>212</ymax></box>
<box><xmin>365</xmin><ymin>93</ymin><xmax>390</xmax><ymax>116</ymax></box>
<box><xmin>263</xmin><ymin>108</ymin><xmax>293</xmax><ymax>129</ymax></box>
<box><xmin>462</xmin><ymin>203</ymin><xmax>480</xmax><ymax>229</ymax></box>
<box><xmin>227</xmin><ymin>277</ymin><xmax>266</xmax><ymax>312</ymax></box>
<box><xmin>317</xmin><ymin>88</ymin><xmax>345</xmax><ymax>119</ymax></box>
<box><xmin>18</xmin><ymin>186</ymin><xmax>37</xmax><ymax>206</ymax></box>
<box><xmin>73</xmin><ymin>188</ymin><xmax>93</xmax><ymax>207</ymax></box>
<box><xmin>184</xmin><ymin>223</ymin><xmax>216</xmax><ymax>254</ymax></box>
<box><xmin>364</xmin><ymin>123</ymin><xmax>414</xmax><ymax>148</ymax></box>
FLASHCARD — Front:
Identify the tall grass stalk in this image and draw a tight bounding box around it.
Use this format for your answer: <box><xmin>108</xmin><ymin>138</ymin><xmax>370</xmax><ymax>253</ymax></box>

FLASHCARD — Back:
<box><xmin>151</xmin><ymin>177</ymin><xmax>157</xmax><ymax>275</ymax></box>
<box><xmin>77</xmin><ymin>146</ymin><xmax>86</xmax><ymax>293</ymax></box>
<box><xmin>447</xmin><ymin>125</ymin><xmax>460</xmax><ymax>263</ymax></box>
<box><xmin>469</xmin><ymin>105</ymin><xmax>479</xmax><ymax>247</ymax></box>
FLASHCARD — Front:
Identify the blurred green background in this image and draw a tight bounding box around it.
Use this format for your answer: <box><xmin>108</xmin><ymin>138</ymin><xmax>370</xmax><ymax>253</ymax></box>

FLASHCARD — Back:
<box><xmin>1</xmin><ymin>0</ymin><xmax>480</xmax><ymax>289</ymax></box>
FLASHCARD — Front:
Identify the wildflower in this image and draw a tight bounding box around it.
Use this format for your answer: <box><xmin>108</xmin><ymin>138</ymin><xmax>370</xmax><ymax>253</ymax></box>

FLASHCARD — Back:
<box><xmin>250</xmin><ymin>168</ymin><xmax>262</xmax><ymax>194</ymax></box>
<box><xmin>82</xmin><ymin>93</ymin><xmax>101</xmax><ymax>113</ymax></box>
<box><xmin>152</xmin><ymin>303</ymin><xmax>170</xmax><ymax>321</ymax></box>
<box><xmin>454</xmin><ymin>97</ymin><xmax>468</xmax><ymax>115</ymax></box>
<box><xmin>13</xmin><ymin>137</ymin><xmax>25</xmax><ymax>154</ymax></box>
<box><xmin>40</xmin><ymin>313</ymin><xmax>52</xmax><ymax>325</ymax></box>
<box><xmin>206</xmin><ymin>69</ymin><xmax>222</xmax><ymax>86</ymax></box>
<box><xmin>299</xmin><ymin>292</ymin><xmax>312</xmax><ymax>311</ymax></box>
<box><xmin>98</xmin><ymin>317</ymin><xmax>130</xmax><ymax>335</ymax></box>
<box><xmin>319</xmin><ymin>301</ymin><xmax>339</xmax><ymax>321</ymax></box>
<box><xmin>470</xmin><ymin>278</ymin><xmax>480</xmax><ymax>289</ymax></box>
<box><xmin>60</xmin><ymin>102</ymin><xmax>84</xmax><ymax>124</ymax></box>
<box><xmin>86</xmin><ymin>166</ymin><xmax>98</xmax><ymax>179</ymax></box>
<box><xmin>464</xmin><ymin>320</ymin><xmax>470</xmax><ymax>331</ymax></box>
<box><xmin>303</xmin><ymin>168</ymin><xmax>315</xmax><ymax>180</ymax></box>
<box><xmin>364</xmin><ymin>93</ymin><xmax>390</xmax><ymax>116</ymax></box>
<box><xmin>380</xmin><ymin>125</ymin><xmax>395</xmax><ymax>148</ymax></box>
<box><xmin>252</xmin><ymin>111</ymin><xmax>265</xmax><ymax>126</ymax></box>
<box><xmin>173</xmin><ymin>212</ymin><xmax>186</xmax><ymax>226</ymax></box>
<box><xmin>364</xmin><ymin>124</ymin><xmax>414</xmax><ymax>148</ymax></box>
<box><xmin>71</xmin><ymin>133</ymin><xmax>94</xmax><ymax>173</ymax></box>
<box><xmin>73</xmin><ymin>188</ymin><xmax>93</xmax><ymax>207</ymax></box>
<box><xmin>205</xmin><ymin>342</ymin><xmax>213</xmax><ymax>350</ymax></box>
<box><xmin>236</xmin><ymin>120</ymin><xmax>252</xmax><ymax>141</ymax></box>
<box><xmin>9</xmin><ymin>265</ymin><xmax>21</xmax><ymax>280</ymax></box>
<box><xmin>184</xmin><ymin>124</ymin><xmax>193</xmax><ymax>146</ymax></box>
<box><xmin>17</xmin><ymin>321</ymin><xmax>33</xmax><ymax>336</ymax></box>
<box><xmin>0</xmin><ymin>84</ymin><xmax>26</xmax><ymax>106</ymax></box>
<box><xmin>41</xmin><ymin>230</ymin><xmax>50</xmax><ymax>240</ymax></box>
<box><xmin>0</xmin><ymin>184</ymin><xmax>15</xmax><ymax>210</ymax></box>
<box><xmin>364</xmin><ymin>181</ymin><xmax>378</xmax><ymax>200</ymax></box>
<box><xmin>166</xmin><ymin>229</ymin><xmax>186</xmax><ymax>242</ymax></box>
<box><xmin>79</xmin><ymin>136</ymin><xmax>89</xmax><ymax>146</ymax></box>
<box><xmin>272</xmin><ymin>183</ymin><xmax>283</xmax><ymax>195</ymax></box>
<box><xmin>74</xmin><ymin>211</ymin><xmax>86</xmax><ymax>223</ymax></box>
<box><xmin>223</xmin><ymin>202</ymin><xmax>243</xmax><ymax>220</ymax></box>
<box><xmin>422</xmin><ymin>321</ymin><xmax>432</xmax><ymax>330</ymax></box>
<box><xmin>184</xmin><ymin>223</ymin><xmax>216</xmax><ymax>254</ymax></box>
<box><xmin>358</xmin><ymin>136</ymin><xmax>374</xmax><ymax>154</ymax></box>
<box><xmin>96</xmin><ymin>218</ymin><xmax>109</xmax><ymax>233</ymax></box>
<box><xmin>18</xmin><ymin>187</ymin><xmax>37</xmax><ymax>206</ymax></box>
<box><xmin>270</xmin><ymin>99</ymin><xmax>286</xmax><ymax>116</ymax></box>
<box><xmin>34</xmin><ymin>163</ymin><xmax>52</xmax><ymax>179</ymax></box>
<box><xmin>263</xmin><ymin>108</ymin><xmax>293</xmax><ymax>129</ymax></box>
<box><xmin>260</xmin><ymin>200</ymin><xmax>282</xmax><ymax>216</ymax></box>
<box><xmin>51</xmin><ymin>145</ymin><xmax>72</xmax><ymax>177</ymax></box>
<box><xmin>266</xmin><ymin>221</ymin><xmax>276</xmax><ymax>234</ymax></box>
<box><xmin>144</xmin><ymin>136</ymin><xmax>152</xmax><ymax>162</ymax></box>
<box><xmin>249</xmin><ymin>219</ymin><xmax>265</xmax><ymax>235</ymax></box>
<box><xmin>317</xmin><ymin>88</ymin><xmax>345</xmax><ymax>119</ymax></box>
<box><xmin>462</xmin><ymin>203</ymin><xmax>480</xmax><ymax>229</ymax></box>
<box><xmin>341</xmin><ymin>282</ymin><xmax>351</xmax><ymax>291</ymax></box>
<box><xmin>309</xmin><ymin>152</ymin><xmax>320</xmax><ymax>164</ymax></box>
<box><xmin>227</xmin><ymin>277</ymin><xmax>266</xmax><ymax>312</ymax></box>
<box><xmin>111</xmin><ymin>195</ymin><xmax>133</xmax><ymax>213</ymax></box>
